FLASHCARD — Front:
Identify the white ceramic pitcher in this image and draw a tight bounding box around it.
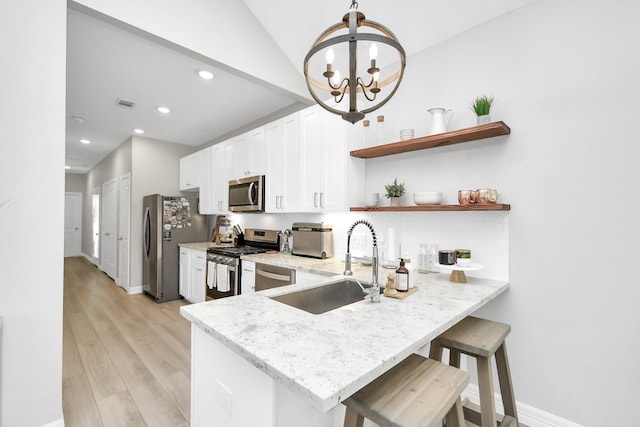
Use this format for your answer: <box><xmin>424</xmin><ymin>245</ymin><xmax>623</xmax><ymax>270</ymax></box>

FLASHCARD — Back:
<box><xmin>427</xmin><ymin>107</ymin><xmax>454</xmax><ymax>135</ymax></box>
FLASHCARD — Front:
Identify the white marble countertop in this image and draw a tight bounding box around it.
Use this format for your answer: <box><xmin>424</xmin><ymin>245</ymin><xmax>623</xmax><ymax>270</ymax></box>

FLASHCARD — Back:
<box><xmin>178</xmin><ymin>241</ymin><xmax>235</xmax><ymax>251</ymax></box>
<box><xmin>178</xmin><ymin>241</ymin><xmax>215</xmax><ymax>251</ymax></box>
<box><xmin>180</xmin><ymin>267</ymin><xmax>510</xmax><ymax>413</ymax></box>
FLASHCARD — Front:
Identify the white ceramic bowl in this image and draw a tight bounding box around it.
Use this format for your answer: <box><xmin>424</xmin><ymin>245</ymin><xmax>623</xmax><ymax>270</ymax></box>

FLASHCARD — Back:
<box><xmin>413</xmin><ymin>191</ymin><xmax>443</xmax><ymax>205</ymax></box>
<box><xmin>400</xmin><ymin>129</ymin><xmax>415</xmax><ymax>141</ymax></box>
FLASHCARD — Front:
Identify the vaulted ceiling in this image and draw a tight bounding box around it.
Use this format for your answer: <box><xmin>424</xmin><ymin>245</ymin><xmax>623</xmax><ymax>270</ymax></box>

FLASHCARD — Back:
<box><xmin>65</xmin><ymin>0</ymin><xmax>537</xmax><ymax>173</ymax></box>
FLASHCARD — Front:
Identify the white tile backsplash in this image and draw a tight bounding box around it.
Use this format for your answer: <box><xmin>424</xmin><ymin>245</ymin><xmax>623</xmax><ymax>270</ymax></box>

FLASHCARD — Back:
<box><xmin>233</xmin><ymin>210</ymin><xmax>509</xmax><ymax>282</ymax></box>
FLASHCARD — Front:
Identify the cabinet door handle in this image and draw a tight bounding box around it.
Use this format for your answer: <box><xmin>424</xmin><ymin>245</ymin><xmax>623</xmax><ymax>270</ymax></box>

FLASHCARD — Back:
<box><xmin>320</xmin><ymin>192</ymin><xmax>325</xmax><ymax>208</ymax></box>
<box><xmin>314</xmin><ymin>192</ymin><xmax>318</xmax><ymax>208</ymax></box>
<box><xmin>280</xmin><ymin>195</ymin><xmax>284</xmax><ymax>210</ymax></box>
<box><xmin>275</xmin><ymin>196</ymin><xmax>280</xmax><ymax>210</ymax></box>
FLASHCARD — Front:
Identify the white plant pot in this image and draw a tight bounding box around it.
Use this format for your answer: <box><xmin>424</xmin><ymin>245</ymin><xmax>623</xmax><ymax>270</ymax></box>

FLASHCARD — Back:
<box><xmin>477</xmin><ymin>114</ymin><xmax>491</xmax><ymax>125</ymax></box>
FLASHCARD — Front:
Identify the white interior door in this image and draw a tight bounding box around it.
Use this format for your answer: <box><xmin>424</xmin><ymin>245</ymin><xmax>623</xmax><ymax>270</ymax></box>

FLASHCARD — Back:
<box><xmin>64</xmin><ymin>192</ymin><xmax>82</xmax><ymax>257</ymax></box>
<box><xmin>101</xmin><ymin>178</ymin><xmax>118</xmax><ymax>280</ymax></box>
<box><xmin>117</xmin><ymin>173</ymin><xmax>130</xmax><ymax>291</ymax></box>
<box><xmin>91</xmin><ymin>187</ymin><xmax>100</xmax><ymax>260</ymax></box>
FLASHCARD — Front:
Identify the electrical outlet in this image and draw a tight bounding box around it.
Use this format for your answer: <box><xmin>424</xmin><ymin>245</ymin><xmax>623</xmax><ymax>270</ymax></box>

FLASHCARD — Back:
<box><xmin>215</xmin><ymin>379</ymin><xmax>233</xmax><ymax>416</ymax></box>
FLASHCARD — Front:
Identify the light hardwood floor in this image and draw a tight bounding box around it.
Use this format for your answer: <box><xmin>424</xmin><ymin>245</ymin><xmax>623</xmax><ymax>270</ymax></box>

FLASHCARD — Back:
<box><xmin>63</xmin><ymin>257</ymin><xmax>192</xmax><ymax>427</ymax></box>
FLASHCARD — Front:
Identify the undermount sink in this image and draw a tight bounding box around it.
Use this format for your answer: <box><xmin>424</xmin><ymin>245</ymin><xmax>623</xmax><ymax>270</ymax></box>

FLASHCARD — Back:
<box><xmin>271</xmin><ymin>278</ymin><xmax>370</xmax><ymax>314</ymax></box>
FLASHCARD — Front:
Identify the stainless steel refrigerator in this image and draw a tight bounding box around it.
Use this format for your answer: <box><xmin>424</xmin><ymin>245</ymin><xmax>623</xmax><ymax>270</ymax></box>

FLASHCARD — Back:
<box><xmin>142</xmin><ymin>194</ymin><xmax>207</xmax><ymax>302</ymax></box>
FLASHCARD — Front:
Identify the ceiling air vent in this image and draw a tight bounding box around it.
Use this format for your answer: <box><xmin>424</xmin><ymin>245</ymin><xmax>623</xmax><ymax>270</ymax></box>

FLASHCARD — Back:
<box><xmin>115</xmin><ymin>99</ymin><xmax>136</xmax><ymax>109</ymax></box>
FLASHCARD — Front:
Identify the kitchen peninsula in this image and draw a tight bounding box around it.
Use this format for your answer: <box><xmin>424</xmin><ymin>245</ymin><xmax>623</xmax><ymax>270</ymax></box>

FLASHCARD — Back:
<box><xmin>180</xmin><ymin>257</ymin><xmax>509</xmax><ymax>427</ymax></box>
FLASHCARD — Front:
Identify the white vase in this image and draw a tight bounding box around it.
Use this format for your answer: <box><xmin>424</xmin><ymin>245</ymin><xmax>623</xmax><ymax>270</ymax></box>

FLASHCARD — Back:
<box><xmin>477</xmin><ymin>114</ymin><xmax>491</xmax><ymax>125</ymax></box>
<box><xmin>390</xmin><ymin>197</ymin><xmax>400</xmax><ymax>207</ymax></box>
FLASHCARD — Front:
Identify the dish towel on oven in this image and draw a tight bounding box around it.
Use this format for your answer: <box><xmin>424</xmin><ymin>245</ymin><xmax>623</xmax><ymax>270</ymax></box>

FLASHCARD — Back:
<box><xmin>216</xmin><ymin>263</ymin><xmax>230</xmax><ymax>292</ymax></box>
<box><xmin>207</xmin><ymin>261</ymin><xmax>216</xmax><ymax>289</ymax></box>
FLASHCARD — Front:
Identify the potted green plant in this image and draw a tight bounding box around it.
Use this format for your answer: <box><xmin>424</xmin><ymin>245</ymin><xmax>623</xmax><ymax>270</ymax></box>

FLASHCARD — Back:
<box><xmin>470</xmin><ymin>95</ymin><xmax>495</xmax><ymax>125</ymax></box>
<box><xmin>384</xmin><ymin>178</ymin><xmax>406</xmax><ymax>206</ymax></box>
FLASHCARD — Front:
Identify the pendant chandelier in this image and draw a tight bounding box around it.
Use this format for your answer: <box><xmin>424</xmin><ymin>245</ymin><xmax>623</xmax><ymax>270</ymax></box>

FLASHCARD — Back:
<box><xmin>303</xmin><ymin>0</ymin><xmax>406</xmax><ymax>124</ymax></box>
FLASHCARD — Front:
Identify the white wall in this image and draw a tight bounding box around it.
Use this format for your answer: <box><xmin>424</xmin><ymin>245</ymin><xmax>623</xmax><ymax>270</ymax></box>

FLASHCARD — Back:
<box><xmin>0</xmin><ymin>0</ymin><xmax>66</xmax><ymax>425</ymax></box>
<box><xmin>365</xmin><ymin>1</ymin><xmax>638</xmax><ymax>424</ymax></box>
<box><xmin>240</xmin><ymin>1</ymin><xmax>640</xmax><ymax>424</ymax></box>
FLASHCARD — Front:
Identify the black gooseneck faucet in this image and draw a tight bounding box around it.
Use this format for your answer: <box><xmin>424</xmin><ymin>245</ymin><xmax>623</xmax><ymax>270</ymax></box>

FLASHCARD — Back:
<box><xmin>343</xmin><ymin>219</ymin><xmax>380</xmax><ymax>303</ymax></box>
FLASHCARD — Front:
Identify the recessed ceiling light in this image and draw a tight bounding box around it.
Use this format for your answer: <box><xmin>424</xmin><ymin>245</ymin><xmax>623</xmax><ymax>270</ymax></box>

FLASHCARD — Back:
<box><xmin>157</xmin><ymin>106</ymin><xmax>171</xmax><ymax>114</ymax></box>
<box><xmin>71</xmin><ymin>116</ymin><xmax>85</xmax><ymax>123</ymax></box>
<box><xmin>80</xmin><ymin>139</ymin><xmax>91</xmax><ymax>144</ymax></box>
<box><xmin>133</xmin><ymin>128</ymin><xmax>145</xmax><ymax>134</ymax></box>
<box><xmin>197</xmin><ymin>70</ymin><xmax>214</xmax><ymax>80</ymax></box>
<box><xmin>65</xmin><ymin>165</ymin><xmax>71</xmax><ymax>170</ymax></box>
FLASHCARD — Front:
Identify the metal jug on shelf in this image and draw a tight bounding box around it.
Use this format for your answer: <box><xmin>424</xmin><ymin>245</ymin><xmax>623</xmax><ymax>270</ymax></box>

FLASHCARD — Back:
<box><xmin>427</xmin><ymin>107</ymin><xmax>454</xmax><ymax>135</ymax></box>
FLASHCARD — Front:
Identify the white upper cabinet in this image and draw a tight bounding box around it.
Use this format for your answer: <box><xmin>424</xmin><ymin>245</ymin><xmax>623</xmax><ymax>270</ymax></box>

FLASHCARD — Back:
<box><xmin>197</xmin><ymin>148</ymin><xmax>212</xmax><ymax>213</ymax></box>
<box><xmin>180</xmin><ymin>106</ymin><xmax>364</xmax><ymax>215</ymax></box>
<box><xmin>265</xmin><ymin>113</ymin><xmax>300</xmax><ymax>213</ymax></box>
<box><xmin>209</xmin><ymin>142</ymin><xmax>231</xmax><ymax>215</ymax></box>
<box><xmin>298</xmin><ymin>105</ymin><xmax>365</xmax><ymax>212</ymax></box>
<box><xmin>180</xmin><ymin>147</ymin><xmax>212</xmax><ymax>214</ymax></box>
<box><xmin>232</xmin><ymin>126</ymin><xmax>266</xmax><ymax>180</ymax></box>
<box><xmin>179</xmin><ymin>151</ymin><xmax>203</xmax><ymax>191</ymax></box>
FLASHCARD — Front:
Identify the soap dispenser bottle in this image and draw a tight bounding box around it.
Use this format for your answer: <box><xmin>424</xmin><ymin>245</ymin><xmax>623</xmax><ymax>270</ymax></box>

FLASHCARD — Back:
<box><xmin>395</xmin><ymin>258</ymin><xmax>409</xmax><ymax>292</ymax></box>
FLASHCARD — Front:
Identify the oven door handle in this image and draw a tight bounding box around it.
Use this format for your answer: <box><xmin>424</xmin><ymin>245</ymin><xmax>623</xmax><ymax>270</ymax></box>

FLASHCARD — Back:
<box><xmin>255</xmin><ymin>268</ymin><xmax>290</xmax><ymax>282</ymax></box>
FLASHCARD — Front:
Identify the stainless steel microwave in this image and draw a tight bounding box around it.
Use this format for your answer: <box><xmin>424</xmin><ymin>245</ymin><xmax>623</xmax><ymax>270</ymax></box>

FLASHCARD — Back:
<box><xmin>228</xmin><ymin>175</ymin><xmax>265</xmax><ymax>213</ymax></box>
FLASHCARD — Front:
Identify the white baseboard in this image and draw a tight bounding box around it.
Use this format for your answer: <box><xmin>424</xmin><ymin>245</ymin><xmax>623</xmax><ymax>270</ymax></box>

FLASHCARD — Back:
<box><xmin>463</xmin><ymin>384</ymin><xmax>584</xmax><ymax>427</ymax></box>
<box><xmin>128</xmin><ymin>286</ymin><xmax>143</xmax><ymax>295</ymax></box>
<box><xmin>81</xmin><ymin>252</ymin><xmax>98</xmax><ymax>266</ymax></box>
<box><xmin>41</xmin><ymin>417</ymin><xmax>64</xmax><ymax>427</ymax></box>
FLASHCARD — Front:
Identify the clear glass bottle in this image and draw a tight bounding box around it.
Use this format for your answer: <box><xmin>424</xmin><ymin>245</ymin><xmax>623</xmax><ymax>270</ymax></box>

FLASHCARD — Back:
<box><xmin>363</xmin><ymin>119</ymin><xmax>371</xmax><ymax>146</ymax></box>
<box><xmin>418</xmin><ymin>243</ymin><xmax>439</xmax><ymax>273</ymax></box>
<box><xmin>376</xmin><ymin>115</ymin><xmax>385</xmax><ymax>145</ymax></box>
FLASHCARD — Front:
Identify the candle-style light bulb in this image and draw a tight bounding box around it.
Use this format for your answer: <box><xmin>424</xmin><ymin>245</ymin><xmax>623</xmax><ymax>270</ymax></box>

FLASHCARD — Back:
<box><xmin>332</xmin><ymin>70</ymin><xmax>341</xmax><ymax>86</ymax></box>
<box><xmin>369</xmin><ymin>43</ymin><xmax>378</xmax><ymax>60</ymax></box>
<box><xmin>373</xmin><ymin>71</ymin><xmax>379</xmax><ymax>82</ymax></box>
<box><xmin>326</xmin><ymin>48</ymin><xmax>335</xmax><ymax>65</ymax></box>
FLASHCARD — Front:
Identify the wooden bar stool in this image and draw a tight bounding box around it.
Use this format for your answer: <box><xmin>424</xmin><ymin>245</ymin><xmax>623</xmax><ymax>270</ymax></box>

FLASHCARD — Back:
<box><xmin>343</xmin><ymin>354</ymin><xmax>469</xmax><ymax>427</ymax></box>
<box><xmin>429</xmin><ymin>316</ymin><xmax>518</xmax><ymax>427</ymax></box>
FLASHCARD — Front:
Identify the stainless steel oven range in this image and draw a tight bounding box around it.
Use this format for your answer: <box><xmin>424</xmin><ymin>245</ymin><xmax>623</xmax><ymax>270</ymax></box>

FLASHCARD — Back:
<box><xmin>206</xmin><ymin>228</ymin><xmax>279</xmax><ymax>299</ymax></box>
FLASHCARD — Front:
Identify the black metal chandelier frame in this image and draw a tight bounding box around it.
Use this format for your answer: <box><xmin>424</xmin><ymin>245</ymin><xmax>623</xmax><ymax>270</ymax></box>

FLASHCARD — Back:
<box><xmin>304</xmin><ymin>1</ymin><xmax>406</xmax><ymax>124</ymax></box>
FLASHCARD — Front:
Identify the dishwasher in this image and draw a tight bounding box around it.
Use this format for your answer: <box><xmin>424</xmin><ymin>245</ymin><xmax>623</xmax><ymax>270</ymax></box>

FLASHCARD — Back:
<box><xmin>254</xmin><ymin>262</ymin><xmax>296</xmax><ymax>291</ymax></box>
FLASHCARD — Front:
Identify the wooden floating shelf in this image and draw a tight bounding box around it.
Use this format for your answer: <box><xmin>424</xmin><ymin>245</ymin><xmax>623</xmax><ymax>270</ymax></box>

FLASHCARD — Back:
<box><xmin>350</xmin><ymin>204</ymin><xmax>510</xmax><ymax>212</ymax></box>
<box><xmin>350</xmin><ymin>121</ymin><xmax>511</xmax><ymax>159</ymax></box>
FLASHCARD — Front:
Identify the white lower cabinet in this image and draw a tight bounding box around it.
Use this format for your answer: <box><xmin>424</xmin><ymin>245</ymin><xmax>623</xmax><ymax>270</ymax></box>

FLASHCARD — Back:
<box><xmin>179</xmin><ymin>248</ymin><xmax>207</xmax><ymax>303</ymax></box>
<box><xmin>191</xmin><ymin>326</ymin><xmax>341</xmax><ymax>427</ymax></box>
<box><xmin>179</xmin><ymin>248</ymin><xmax>189</xmax><ymax>298</ymax></box>
<box><xmin>241</xmin><ymin>260</ymin><xmax>256</xmax><ymax>294</ymax></box>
